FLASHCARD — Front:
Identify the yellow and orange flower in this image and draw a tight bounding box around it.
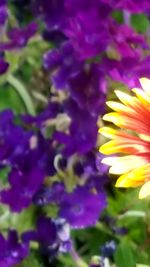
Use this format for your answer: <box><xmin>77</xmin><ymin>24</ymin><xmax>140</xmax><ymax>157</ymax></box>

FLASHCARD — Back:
<box><xmin>99</xmin><ymin>77</ymin><xmax>150</xmax><ymax>199</ymax></box>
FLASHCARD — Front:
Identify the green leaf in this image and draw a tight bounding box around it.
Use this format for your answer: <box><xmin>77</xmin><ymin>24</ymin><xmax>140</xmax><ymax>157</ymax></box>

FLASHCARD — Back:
<box><xmin>0</xmin><ymin>83</ymin><xmax>25</xmax><ymax>113</ymax></box>
<box><xmin>17</xmin><ymin>253</ymin><xmax>42</xmax><ymax>267</ymax></box>
<box><xmin>7</xmin><ymin>75</ymin><xmax>36</xmax><ymax>115</ymax></box>
<box><xmin>0</xmin><ymin>166</ymin><xmax>11</xmax><ymax>184</ymax></box>
<box><xmin>131</xmin><ymin>14</ymin><xmax>149</xmax><ymax>33</ymax></box>
<box><xmin>137</xmin><ymin>265</ymin><xmax>150</xmax><ymax>267</ymax></box>
<box><xmin>114</xmin><ymin>239</ymin><xmax>136</xmax><ymax>267</ymax></box>
<box><xmin>58</xmin><ymin>254</ymin><xmax>78</xmax><ymax>267</ymax></box>
<box><xmin>112</xmin><ymin>11</ymin><xmax>124</xmax><ymax>24</ymax></box>
<box><xmin>10</xmin><ymin>205</ymin><xmax>36</xmax><ymax>233</ymax></box>
<box><xmin>43</xmin><ymin>204</ymin><xmax>59</xmax><ymax>218</ymax></box>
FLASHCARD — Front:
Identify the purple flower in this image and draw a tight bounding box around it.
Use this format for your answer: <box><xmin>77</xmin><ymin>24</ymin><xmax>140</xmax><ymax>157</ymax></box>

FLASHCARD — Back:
<box><xmin>0</xmin><ymin>110</ymin><xmax>56</xmax><ymax>211</ymax></box>
<box><xmin>23</xmin><ymin>216</ymin><xmax>57</xmax><ymax>246</ymax></box>
<box><xmin>0</xmin><ymin>22</ymin><xmax>37</xmax><ymax>50</ymax></box>
<box><xmin>42</xmin><ymin>29</ymin><xmax>67</xmax><ymax>45</ymax></box>
<box><xmin>109</xmin><ymin>22</ymin><xmax>147</xmax><ymax>59</ymax></box>
<box><xmin>22</xmin><ymin>102</ymin><xmax>61</xmax><ymax>127</ymax></box>
<box><xmin>65</xmin><ymin>0</ymin><xmax>104</xmax><ymax>12</ymax></box>
<box><xmin>54</xmin><ymin>100</ymin><xmax>98</xmax><ymax>155</ymax></box>
<box><xmin>0</xmin><ymin>133</ymin><xmax>56</xmax><ymax>211</ymax></box>
<box><xmin>0</xmin><ymin>110</ymin><xmax>31</xmax><ymax>165</ymax></box>
<box><xmin>64</xmin><ymin>3</ymin><xmax>112</xmax><ymax>59</ymax></box>
<box><xmin>0</xmin><ymin>0</ymin><xmax>7</xmax><ymax>5</ymax></box>
<box><xmin>33</xmin><ymin>0</ymin><xmax>66</xmax><ymax>30</ymax></box>
<box><xmin>101</xmin><ymin>240</ymin><xmax>116</xmax><ymax>258</ymax></box>
<box><xmin>73</xmin><ymin>152</ymin><xmax>108</xmax><ymax>186</ymax></box>
<box><xmin>0</xmin><ymin>168</ymin><xmax>45</xmax><ymax>212</ymax></box>
<box><xmin>33</xmin><ymin>182</ymin><xmax>65</xmax><ymax>206</ymax></box>
<box><xmin>96</xmin><ymin>153</ymin><xmax>109</xmax><ymax>176</ymax></box>
<box><xmin>22</xmin><ymin>216</ymin><xmax>71</xmax><ymax>257</ymax></box>
<box><xmin>0</xmin><ymin>230</ymin><xmax>28</xmax><ymax>267</ymax></box>
<box><xmin>0</xmin><ymin>58</ymin><xmax>9</xmax><ymax>74</ymax></box>
<box><xmin>43</xmin><ymin>42</ymin><xmax>83</xmax><ymax>90</ymax></box>
<box><xmin>44</xmin><ymin>43</ymin><xmax>107</xmax><ymax>157</ymax></box>
<box><xmin>102</xmin><ymin>55</ymin><xmax>150</xmax><ymax>88</ymax></box>
<box><xmin>63</xmin><ymin>1</ymin><xmax>147</xmax><ymax>60</ymax></box>
<box><xmin>59</xmin><ymin>186</ymin><xmax>107</xmax><ymax>228</ymax></box>
<box><xmin>43</xmin><ymin>45</ymin><xmax>106</xmax><ymax>157</ymax></box>
<box><xmin>44</xmin><ymin>42</ymin><xmax>106</xmax><ymax>117</ymax></box>
<box><xmin>68</xmin><ymin>64</ymin><xmax>106</xmax><ymax>115</ymax></box>
<box><xmin>0</xmin><ymin>5</ymin><xmax>7</xmax><ymax>25</ymax></box>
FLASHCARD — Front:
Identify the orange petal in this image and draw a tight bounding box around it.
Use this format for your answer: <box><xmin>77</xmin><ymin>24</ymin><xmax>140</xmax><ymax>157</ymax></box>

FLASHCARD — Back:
<box><xmin>99</xmin><ymin>139</ymin><xmax>147</xmax><ymax>155</ymax></box>
<box><xmin>103</xmin><ymin>112</ymin><xmax>150</xmax><ymax>134</ymax></box>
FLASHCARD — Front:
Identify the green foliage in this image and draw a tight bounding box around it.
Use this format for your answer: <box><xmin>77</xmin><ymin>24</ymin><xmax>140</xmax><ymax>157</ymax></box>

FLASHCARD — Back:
<box><xmin>58</xmin><ymin>254</ymin><xmax>78</xmax><ymax>267</ymax></box>
<box><xmin>0</xmin><ymin>205</ymin><xmax>36</xmax><ymax>233</ymax></box>
<box><xmin>114</xmin><ymin>239</ymin><xmax>136</xmax><ymax>267</ymax></box>
<box><xmin>112</xmin><ymin>11</ymin><xmax>124</xmax><ymax>24</ymax></box>
<box><xmin>131</xmin><ymin>14</ymin><xmax>149</xmax><ymax>33</ymax></box>
<box><xmin>10</xmin><ymin>205</ymin><xmax>37</xmax><ymax>233</ymax></box>
<box><xmin>97</xmin><ymin>188</ymin><xmax>150</xmax><ymax>265</ymax></box>
<box><xmin>0</xmin><ymin>166</ymin><xmax>11</xmax><ymax>184</ymax></box>
<box><xmin>17</xmin><ymin>253</ymin><xmax>42</xmax><ymax>267</ymax></box>
<box><xmin>43</xmin><ymin>204</ymin><xmax>59</xmax><ymax>218</ymax></box>
<box><xmin>0</xmin><ymin>83</ymin><xmax>25</xmax><ymax>113</ymax></box>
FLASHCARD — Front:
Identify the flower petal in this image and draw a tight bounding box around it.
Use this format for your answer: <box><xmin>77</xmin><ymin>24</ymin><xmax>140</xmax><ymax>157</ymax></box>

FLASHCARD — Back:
<box><xmin>140</xmin><ymin>77</ymin><xmax>150</xmax><ymax>97</ymax></box>
<box><xmin>102</xmin><ymin>155</ymin><xmax>147</xmax><ymax>174</ymax></box>
<box><xmin>139</xmin><ymin>181</ymin><xmax>150</xmax><ymax>199</ymax></box>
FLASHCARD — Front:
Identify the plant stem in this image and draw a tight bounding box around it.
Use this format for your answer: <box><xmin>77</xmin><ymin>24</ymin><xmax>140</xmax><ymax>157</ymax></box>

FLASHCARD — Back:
<box><xmin>7</xmin><ymin>75</ymin><xmax>36</xmax><ymax>115</ymax></box>
<box><xmin>70</xmin><ymin>244</ymin><xmax>88</xmax><ymax>267</ymax></box>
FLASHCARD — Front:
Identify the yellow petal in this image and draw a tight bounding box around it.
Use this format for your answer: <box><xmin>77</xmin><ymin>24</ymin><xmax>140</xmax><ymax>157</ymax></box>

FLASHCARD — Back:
<box><xmin>100</xmin><ymin>139</ymin><xmax>147</xmax><ymax>154</ymax></box>
<box><xmin>132</xmin><ymin>88</ymin><xmax>150</xmax><ymax>106</ymax></box>
<box><xmin>115</xmin><ymin>164</ymin><xmax>150</xmax><ymax>188</ymax></box>
<box><xmin>99</xmin><ymin>141</ymin><xmax>117</xmax><ymax>154</ymax></box>
<box><xmin>139</xmin><ymin>181</ymin><xmax>150</xmax><ymax>199</ymax></box>
<box><xmin>99</xmin><ymin>127</ymin><xmax>118</xmax><ymax>139</ymax></box>
<box><xmin>115</xmin><ymin>177</ymin><xmax>142</xmax><ymax>188</ymax></box>
<box><xmin>103</xmin><ymin>112</ymin><xmax>124</xmax><ymax>125</ymax></box>
<box><xmin>114</xmin><ymin>90</ymin><xmax>135</xmax><ymax>106</ymax></box>
<box><xmin>115</xmin><ymin>176</ymin><xmax>142</xmax><ymax>188</ymax></box>
<box><xmin>106</xmin><ymin>101</ymin><xmax>132</xmax><ymax>113</ymax></box>
<box><xmin>103</xmin><ymin>112</ymin><xmax>150</xmax><ymax>133</ymax></box>
<box><xmin>100</xmin><ymin>140</ymin><xmax>133</xmax><ymax>155</ymax></box>
<box><xmin>139</xmin><ymin>77</ymin><xmax>150</xmax><ymax>96</ymax></box>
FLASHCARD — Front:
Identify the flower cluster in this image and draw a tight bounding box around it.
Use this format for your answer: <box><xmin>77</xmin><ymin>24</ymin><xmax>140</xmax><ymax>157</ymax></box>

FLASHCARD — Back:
<box><xmin>0</xmin><ymin>0</ymin><xmax>150</xmax><ymax>266</ymax></box>
<box><xmin>0</xmin><ymin>107</ymin><xmax>107</xmax><ymax>265</ymax></box>
<box><xmin>0</xmin><ymin>0</ymin><xmax>37</xmax><ymax>75</ymax></box>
